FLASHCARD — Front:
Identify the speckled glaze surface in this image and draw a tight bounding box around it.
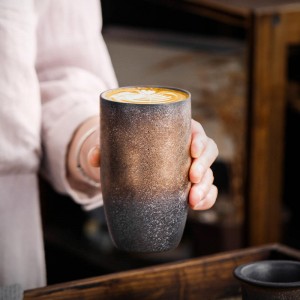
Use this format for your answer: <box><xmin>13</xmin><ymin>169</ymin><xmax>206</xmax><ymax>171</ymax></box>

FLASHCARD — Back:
<box><xmin>234</xmin><ymin>260</ymin><xmax>300</xmax><ymax>300</ymax></box>
<box><xmin>100</xmin><ymin>87</ymin><xmax>191</xmax><ymax>253</ymax></box>
<box><xmin>239</xmin><ymin>283</ymin><xmax>300</xmax><ymax>300</ymax></box>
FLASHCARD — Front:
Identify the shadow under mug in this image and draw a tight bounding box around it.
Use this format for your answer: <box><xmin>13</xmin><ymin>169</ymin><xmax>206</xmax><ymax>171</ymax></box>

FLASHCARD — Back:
<box><xmin>234</xmin><ymin>260</ymin><xmax>300</xmax><ymax>300</ymax></box>
<box><xmin>100</xmin><ymin>86</ymin><xmax>191</xmax><ymax>253</ymax></box>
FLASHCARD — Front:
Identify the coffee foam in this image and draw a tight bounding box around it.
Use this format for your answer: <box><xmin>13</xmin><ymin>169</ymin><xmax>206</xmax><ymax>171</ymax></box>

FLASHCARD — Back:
<box><xmin>103</xmin><ymin>87</ymin><xmax>189</xmax><ymax>104</ymax></box>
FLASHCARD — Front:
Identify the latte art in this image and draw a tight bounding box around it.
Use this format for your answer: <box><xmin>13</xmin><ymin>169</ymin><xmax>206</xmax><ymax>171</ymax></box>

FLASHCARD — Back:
<box><xmin>103</xmin><ymin>87</ymin><xmax>189</xmax><ymax>104</ymax></box>
<box><xmin>111</xmin><ymin>90</ymin><xmax>173</xmax><ymax>102</ymax></box>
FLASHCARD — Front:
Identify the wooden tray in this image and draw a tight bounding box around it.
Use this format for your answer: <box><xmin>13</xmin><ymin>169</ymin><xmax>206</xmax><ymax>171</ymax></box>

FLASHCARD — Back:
<box><xmin>24</xmin><ymin>243</ymin><xmax>300</xmax><ymax>300</ymax></box>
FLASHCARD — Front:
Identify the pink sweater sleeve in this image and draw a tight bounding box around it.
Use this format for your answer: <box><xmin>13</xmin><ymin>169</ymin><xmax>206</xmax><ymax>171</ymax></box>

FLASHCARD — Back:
<box><xmin>36</xmin><ymin>0</ymin><xmax>118</xmax><ymax>209</ymax></box>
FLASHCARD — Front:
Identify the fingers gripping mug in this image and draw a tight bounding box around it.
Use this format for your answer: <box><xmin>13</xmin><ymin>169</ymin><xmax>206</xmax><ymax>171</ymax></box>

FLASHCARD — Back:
<box><xmin>100</xmin><ymin>86</ymin><xmax>191</xmax><ymax>253</ymax></box>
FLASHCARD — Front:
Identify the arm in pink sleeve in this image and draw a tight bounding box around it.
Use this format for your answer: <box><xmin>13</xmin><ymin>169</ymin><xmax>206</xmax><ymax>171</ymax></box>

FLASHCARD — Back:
<box><xmin>36</xmin><ymin>0</ymin><xmax>118</xmax><ymax>209</ymax></box>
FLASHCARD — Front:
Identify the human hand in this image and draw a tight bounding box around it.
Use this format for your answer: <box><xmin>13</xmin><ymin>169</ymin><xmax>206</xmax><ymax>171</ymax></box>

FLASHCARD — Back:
<box><xmin>188</xmin><ymin>119</ymin><xmax>219</xmax><ymax>210</ymax></box>
<box><xmin>83</xmin><ymin>118</ymin><xmax>218</xmax><ymax>211</ymax></box>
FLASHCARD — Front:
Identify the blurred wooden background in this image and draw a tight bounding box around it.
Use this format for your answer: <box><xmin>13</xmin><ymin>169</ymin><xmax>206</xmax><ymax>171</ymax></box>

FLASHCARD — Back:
<box><xmin>40</xmin><ymin>0</ymin><xmax>300</xmax><ymax>286</ymax></box>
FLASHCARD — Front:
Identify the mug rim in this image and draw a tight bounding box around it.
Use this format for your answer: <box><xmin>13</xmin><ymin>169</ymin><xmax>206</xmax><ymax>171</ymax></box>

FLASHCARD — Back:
<box><xmin>100</xmin><ymin>85</ymin><xmax>191</xmax><ymax>105</ymax></box>
<box><xmin>233</xmin><ymin>260</ymin><xmax>300</xmax><ymax>288</ymax></box>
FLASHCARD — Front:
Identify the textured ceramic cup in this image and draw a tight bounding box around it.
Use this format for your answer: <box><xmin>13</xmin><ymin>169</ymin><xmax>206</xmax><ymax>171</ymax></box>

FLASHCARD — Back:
<box><xmin>234</xmin><ymin>260</ymin><xmax>300</xmax><ymax>300</ymax></box>
<box><xmin>100</xmin><ymin>86</ymin><xmax>191</xmax><ymax>253</ymax></box>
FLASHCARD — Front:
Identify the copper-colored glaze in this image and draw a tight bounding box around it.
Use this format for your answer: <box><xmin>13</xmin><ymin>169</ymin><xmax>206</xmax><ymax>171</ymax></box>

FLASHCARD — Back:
<box><xmin>100</xmin><ymin>86</ymin><xmax>191</xmax><ymax>253</ymax></box>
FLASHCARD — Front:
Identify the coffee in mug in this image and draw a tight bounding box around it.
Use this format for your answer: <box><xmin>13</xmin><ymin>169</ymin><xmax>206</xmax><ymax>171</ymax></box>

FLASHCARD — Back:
<box><xmin>103</xmin><ymin>86</ymin><xmax>189</xmax><ymax>104</ymax></box>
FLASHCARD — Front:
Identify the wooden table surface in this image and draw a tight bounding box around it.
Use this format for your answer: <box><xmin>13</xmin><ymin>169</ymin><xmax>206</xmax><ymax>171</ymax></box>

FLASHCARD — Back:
<box><xmin>24</xmin><ymin>244</ymin><xmax>300</xmax><ymax>299</ymax></box>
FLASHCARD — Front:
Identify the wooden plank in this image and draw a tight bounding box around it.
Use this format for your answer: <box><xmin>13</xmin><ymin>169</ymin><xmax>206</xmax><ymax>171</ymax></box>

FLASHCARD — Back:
<box><xmin>185</xmin><ymin>0</ymin><xmax>251</xmax><ymax>17</ymax></box>
<box><xmin>145</xmin><ymin>0</ymin><xmax>250</xmax><ymax>28</ymax></box>
<box><xmin>186</xmin><ymin>0</ymin><xmax>300</xmax><ymax>14</ymax></box>
<box><xmin>282</xmin><ymin>12</ymin><xmax>300</xmax><ymax>44</ymax></box>
<box><xmin>247</xmin><ymin>12</ymin><xmax>287</xmax><ymax>245</ymax></box>
<box><xmin>24</xmin><ymin>244</ymin><xmax>300</xmax><ymax>300</ymax></box>
<box><xmin>181</xmin><ymin>2</ymin><xmax>249</xmax><ymax>28</ymax></box>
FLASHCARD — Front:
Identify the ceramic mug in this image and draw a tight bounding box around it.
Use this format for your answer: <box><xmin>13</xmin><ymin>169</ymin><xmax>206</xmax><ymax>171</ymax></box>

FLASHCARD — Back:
<box><xmin>234</xmin><ymin>260</ymin><xmax>300</xmax><ymax>300</ymax></box>
<box><xmin>100</xmin><ymin>86</ymin><xmax>191</xmax><ymax>253</ymax></box>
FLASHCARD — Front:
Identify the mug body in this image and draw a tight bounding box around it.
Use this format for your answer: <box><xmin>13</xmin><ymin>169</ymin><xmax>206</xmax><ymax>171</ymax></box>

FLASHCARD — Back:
<box><xmin>100</xmin><ymin>86</ymin><xmax>191</xmax><ymax>252</ymax></box>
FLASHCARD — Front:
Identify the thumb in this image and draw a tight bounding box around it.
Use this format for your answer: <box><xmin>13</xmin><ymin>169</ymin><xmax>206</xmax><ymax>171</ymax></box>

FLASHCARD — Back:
<box><xmin>87</xmin><ymin>146</ymin><xmax>100</xmax><ymax>168</ymax></box>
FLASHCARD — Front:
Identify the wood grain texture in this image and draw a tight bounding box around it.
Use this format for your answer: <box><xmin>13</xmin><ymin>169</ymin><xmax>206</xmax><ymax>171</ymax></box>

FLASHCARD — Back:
<box><xmin>184</xmin><ymin>0</ymin><xmax>300</xmax><ymax>15</ymax></box>
<box><xmin>247</xmin><ymin>10</ymin><xmax>300</xmax><ymax>245</ymax></box>
<box><xmin>247</xmin><ymin>13</ymin><xmax>286</xmax><ymax>245</ymax></box>
<box><xmin>24</xmin><ymin>244</ymin><xmax>300</xmax><ymax>299</ymax></box>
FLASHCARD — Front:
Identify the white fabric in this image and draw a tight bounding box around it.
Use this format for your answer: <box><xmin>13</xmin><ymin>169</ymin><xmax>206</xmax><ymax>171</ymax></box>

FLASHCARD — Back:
<box><xmin>0</xmin><ymin>0</ymin><xmax>118</xmax><ymax>290</ymax></box>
